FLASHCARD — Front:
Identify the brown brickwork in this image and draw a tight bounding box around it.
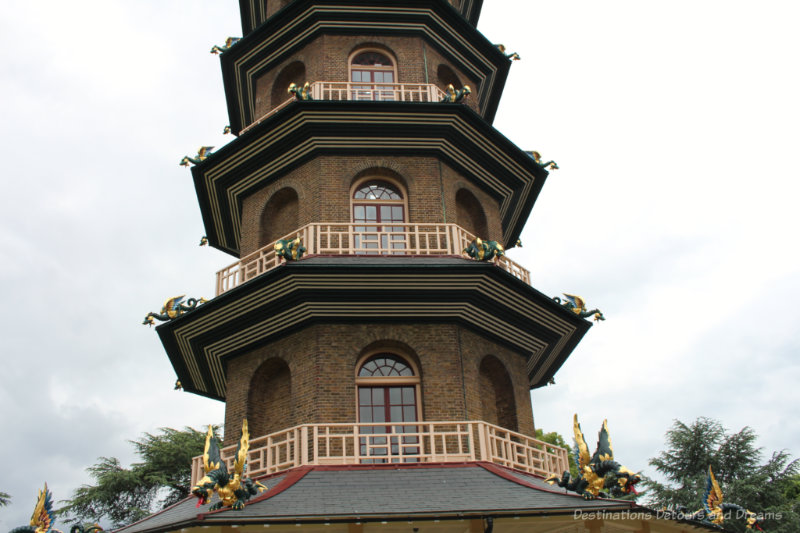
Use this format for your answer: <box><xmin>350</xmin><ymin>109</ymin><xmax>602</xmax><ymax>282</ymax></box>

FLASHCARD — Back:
<box><xmin>252</xmin><ymin>34</ymin><xmax>479</xmax><ymax>119</ymax></box>
<box><xmin>239</xmin><ymin>156</ymin><xmax>502</xmax><ymax>256</ymax></box>
<box><xmin>223</xmin><ymin>323</ymin><xmax>534</xmax><ymax>445</ymax></box>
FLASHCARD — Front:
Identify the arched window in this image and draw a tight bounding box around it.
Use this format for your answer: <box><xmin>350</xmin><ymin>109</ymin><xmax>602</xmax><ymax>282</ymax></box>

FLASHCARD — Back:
<box><xmin>351</xmin><ymin>180</ymin><xmax>407</xmax><ymax>254</ymax></box>
<box><xmin>356</xmin><ymin>353</ymin><xmax>420</xmax><ymax>463</ymax></box>
<box><xmin>349</xmin><ymin>50</ymin><xmax>397</xmax><ymax>101</ymax></box>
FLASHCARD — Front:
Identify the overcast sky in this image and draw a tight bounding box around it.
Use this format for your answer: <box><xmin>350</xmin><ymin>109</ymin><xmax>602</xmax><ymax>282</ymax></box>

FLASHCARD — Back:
<box><xmin>1</xmin><ymin>0</ymin><xmax>799</xmax><ymax>528</ymax></box>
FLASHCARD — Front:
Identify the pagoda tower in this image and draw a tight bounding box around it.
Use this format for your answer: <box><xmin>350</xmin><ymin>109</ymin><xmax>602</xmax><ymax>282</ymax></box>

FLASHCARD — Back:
<box><xmin>123</xmin><ymin>1</ymin><xmax>706</xmax><ymax>532</ymax></box>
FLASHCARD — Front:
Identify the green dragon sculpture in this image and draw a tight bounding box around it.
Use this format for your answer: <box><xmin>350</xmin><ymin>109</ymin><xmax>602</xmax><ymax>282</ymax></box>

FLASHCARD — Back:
<box><xmin>494</xmin><ymin>44</ymin><xmax>521</xmax><ymax>61</ymax></box>
<box><xmin>441</xmin><ymin>84</ymin><xmax>471</xmax><ymax>103</ymax></box>
<box><xmin>10</xmin><ymin>484</ymin><xmax>103</xmax><ymax>533</ymax></box>
<box><xmin>192</xmin><ymin>420</ymin><xmax>267</xmax><ymax>511</ymax></box>
<box><xmin>180</xmin><ymin>146</ymin><xmax>214</xmax><ymax>167</ymax></box>
<box><xmin>667</xmin><ymin>466</ymin><xmax>764</xmax><ymax>530</ymax></box>
<box><xmin>288</xmin><ymin>82</ymin><xmax>313</xmax><ymax>101</ymax></box>
<box><xmin>526</xmin><ymin>150</ymin><xmax>559</xmax><ymax>171</ymax></box>
<box><xmin>463</xmin><ymin>237</ymin><xmax>505</xmax><ymax>261</ymax></box>
<box><xmin>553</xmin><ymin>293</ymin><xmax>605</xmax><ymax>322</ymax></box>
<box><xmin>210</xmin><ymin>37</ymin><xmax>240</xmax><ymax>54</ymax></box>
<box><xmin>142</xmin><ymin>295</ymin><xmax>207</xmax><ymax>326</ymax></box>
<box><xmin>223</xmin><ymin>125</ymin><xmax>231</xmax><ymax>134</ymax></box>
<box><xmin>546</xmin><ymin>415</ymin><xmax>641</xmax><ymax>499</ymax></box>
<box><xmin>275</xmin><ymin>237</ymin><xmax>306</xmax><ymax>261</ymax></box>
<box><xmin>199</xmin><ymin>236</ymin><xmax>208</xmax><ymax>246</ymax></box>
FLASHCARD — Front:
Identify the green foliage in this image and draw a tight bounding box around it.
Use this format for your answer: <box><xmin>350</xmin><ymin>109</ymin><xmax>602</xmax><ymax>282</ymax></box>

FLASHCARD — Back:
<box><xmin>645</xmin><ymin>417</ymin><xmax>799</xmax><ymax>533</ymax></box>
<box><xmin>58</xmin><ymin>426</ymin><xmax>218</xmax><ymax>528</ymax></box>
<box><xmin>534</xmin><ymin>428</ymin><xmax>578</xmax><ymax>476</ymax></box>
<box><xmin>0</xmin><ymin>491</ymin><xmax>10</xmax><ymax>507</ymax></box>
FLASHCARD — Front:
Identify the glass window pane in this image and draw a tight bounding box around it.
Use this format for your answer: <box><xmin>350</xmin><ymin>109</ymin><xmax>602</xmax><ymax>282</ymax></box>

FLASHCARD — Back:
<box><xmin>354</xmin><ymin>205</ymin><xmax>364</xmax><ymax>219</ymax></box>
<box><xmin>360</xmin><ymin>406</ymin><xmax>373</xmax><ymax>422</ymax></box>
<box><xmin>366</xmin><ymin>205</ymin><xmax>376</xmax><ymax>220</ymax></box>
<box><xmin>403</xmin><ymin>406</ymin><xmax>417</xmax><ymax>422</ymax></box>
<box><xmin>402</xmin><ymin>387</ymin><xmax>415</xmax><ymax>404</ymax></box>
<box><xmin>384</xmin><ymin>72</ymin><xmax>394</xmax><ymax>83</ymax></box>
<box><xmin>392</xmin><ymin>206</ymin><xmax>403</xmax><ymax>221</ymax></box>
<box><xmin>389</xmin><ymin>387</ymin><xmax>401</xmax><ymax>404</ymax></box>
<box><xmin>381</xmin><ymin>205</ymin><xmax>391</xmax><ymax>220</ymax></box>
<box><xmin>372</xmin><ymin>407</ymin><xmax>385</xmax><ymax>422</ymax></box>
<box><xmin>372</xmin><ymin>388</ymin><xmax>384</xmax><ymax>404</ymax></box>
<box><xmin>390</xmin><ymin>406</ymin><xmax>402</xmax><ymax>421</ymax></box>
<box><xmin>359</xmin><ymin>388</ymin><xmax>371</xmax><ymax>404</ymax></box>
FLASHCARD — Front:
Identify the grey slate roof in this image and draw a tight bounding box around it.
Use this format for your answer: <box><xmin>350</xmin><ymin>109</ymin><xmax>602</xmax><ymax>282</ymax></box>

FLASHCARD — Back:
<box><xmin>115</xmin><ymin>463</ymin><xmax>636</xmax><ymax>533</ymax></box>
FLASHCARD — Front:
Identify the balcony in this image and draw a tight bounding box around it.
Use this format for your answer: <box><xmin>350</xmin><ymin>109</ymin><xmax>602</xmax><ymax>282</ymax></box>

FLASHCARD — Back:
<box><xmin>215</xmin><ymin>222</ymin><xmax>530</xmax><ymax>295</ymax></box>
<box><xmin>241</xmin><ymin>81</ymin><xmax>449</xmax><ymax>133</ymax></box>
<box><xmin>190</xmin><ymin>421</ymin><xmax>569</xmax><ymax>486</ymax></box>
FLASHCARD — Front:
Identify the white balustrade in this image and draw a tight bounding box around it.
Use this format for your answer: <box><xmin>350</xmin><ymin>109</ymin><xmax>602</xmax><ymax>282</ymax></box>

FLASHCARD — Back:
<box><xmin>215</xmin><ymin>223</ymin><xmax>530</xmax><ymax>295</ymax></box>
<box><xmin>190</xmin><ymin>420</ymin><xmax>568</xmax><ymax>486</ymax></box>
<box><xmin>240</xmin><ymin>81</ymin><xmax>447</xmax><ymax>133</ymax></box>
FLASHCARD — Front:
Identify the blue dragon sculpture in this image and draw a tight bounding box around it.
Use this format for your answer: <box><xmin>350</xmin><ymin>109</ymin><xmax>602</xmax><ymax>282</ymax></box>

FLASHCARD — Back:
<box><xmin>192</xmin><ymin>420</ymin><xmax>267</xmax><ymax>511</ymax></box>
<box><xmin>669</xmin><ymin>466</ymin><xmax>764</xmax><ymax>530</ymax></box>
<box><xmin>9</xmin><ymin>484</ymin><xmax>102</xmax><ymax>533</ymax></box>
<box><xmin>546</xmin><ymin>415</ymin><xmax>641</xmax><ymax>499</ymax></box>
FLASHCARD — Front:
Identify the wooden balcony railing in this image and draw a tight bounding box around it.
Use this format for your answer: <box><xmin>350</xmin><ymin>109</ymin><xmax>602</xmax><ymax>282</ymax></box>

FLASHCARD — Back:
<box><xmin>240</xmin><ymin>81</ymin><xmax>448</xmax><ymax>134</ymax></box>
<box><xmin>215</xmin><ymin>223</ymin><xmax>530</xmax><ymax>295</ymax></box>
<box><xmin>190</xmin><ymin>421</ymin><xmax>569</xmax><ymax>486</ymax></box>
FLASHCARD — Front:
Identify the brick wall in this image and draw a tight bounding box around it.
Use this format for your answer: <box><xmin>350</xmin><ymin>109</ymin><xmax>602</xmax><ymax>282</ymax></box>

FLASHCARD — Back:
<box><xmin>239</xmin><ymin>155</ymin><xmax>502</xmax><ymax>256</ymax></box>
<box><xmin>253</xmin><ymin>33</ymin><xmax>480</xmax><ymax>119</ymax></box>
<box><xmin>223</xmin><ymin>322</ymin><xmax>534</xmax><ymax>445</ymax></box>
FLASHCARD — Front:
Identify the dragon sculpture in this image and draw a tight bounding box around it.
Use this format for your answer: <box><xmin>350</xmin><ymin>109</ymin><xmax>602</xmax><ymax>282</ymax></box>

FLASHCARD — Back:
<box><xmin>553</xmin><ymin>293</ymin><xmax>605</xmax><ymax>322</ymax></box>
<box><xmin>199</xmin><ymin>236</ymin><xmax>208</xmax><ymax>246</ymax></box>
<box><xmin>10</xmin><ymin>484</ymin><xmax>59</xmax><ymax>533</ymax></box>
<box><xmin>192</xmin><ymin>420</ymin><xmax>267</xmax><ymax>511</ymax></box>
<box><xmin>142</xmin><ymin>295</ymin><xmax>207</xmax><ymax>326</ymax></box>
<box><xmin>441</xmin><ymin>84</ymin><xmax>471</xmax><ymax>103</ymax></box>
<box><xmin>275</xmin><ymin>237</ymin><xmax>306</xmax><ymax>261</ymax></box>
<box><xmin>669</xmin><ymin>467</ymin><xmax>764</xmax><ymax>530</ymax></box>
<box><xmin>546</xmin><ymin>415</ymin><xmax>641</xmax><ymax>499</ymax></box>
<box><xmin>180</xmin><ymin>146</ymin><xmax>214</xmax><ymax>167</ymax></box>
<box><xmin>223</xmin><ymin>125</ymin><xmax>231</xmax><ymax>135</ymax></box>
<box><xmin>9</xmin><ymin>484</ymin><xmax>103</xmax><ymax>533</ymax></box>
<box><xmin>210</xmin><ymin>37</ymin><xmax>240</xmax><ymax>54</ymax></box>
<box><xmin>526</xmin><ymin>150</ymin><xmax>559</xmax><ymax>171</ymax></box>
<box><xmin>463</xmin><ymin>237</ymin><xmax>505</xmax><ymax>262</ymax></box>
<box><xmin>494</xmin><ymin>44</ymin><xmax>521</xmax><ymax>61</ymax></box>
<box><xmin>288</xmin><ymin>82</ymin><xmax>313</xmax><ymax>101</ymax></box>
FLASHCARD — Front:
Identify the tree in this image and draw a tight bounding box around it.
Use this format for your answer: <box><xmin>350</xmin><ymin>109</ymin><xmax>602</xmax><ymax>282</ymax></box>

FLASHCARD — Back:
<box><xmin>535</xmin><ymin>428</ymin><xmax>578</xmax><ymax>476</ymax></box>
<box><xmin>0</xmin><ymin>491</ymin><xmax>10</xmax><ymax>507</ymax></box>
<box><xmin>645</xmin><ymin>417</ymin><xmax>799</xmax><ymax>533</ymax></box>
<box><xmin>58</xmin><ymin>426</ymin><xmax>219</xmax><ymax>528</ymax></box>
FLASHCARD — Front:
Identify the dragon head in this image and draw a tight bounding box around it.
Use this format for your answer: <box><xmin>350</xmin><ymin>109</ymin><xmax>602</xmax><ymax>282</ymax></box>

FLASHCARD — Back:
<box><xmin>192</xmin><ymin>471</ymin><xmax>225</xmax><ymax>508</ymax></box>
<box><xmin>745</xmin><ymin>510</ymin><xmax>764</xmax><ymax>531</ymax></box>
<box><xmin>610</xmin><ymin>467</ymin><xmax>641</xmax><ymax>497</ymax></box>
